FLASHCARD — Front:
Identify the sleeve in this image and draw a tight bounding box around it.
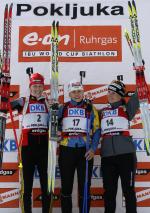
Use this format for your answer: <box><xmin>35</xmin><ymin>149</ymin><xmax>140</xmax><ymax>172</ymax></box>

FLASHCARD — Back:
<box><xmin>90</xmin><ymin>105</ymin><xmax>101</xmax><ymax>152</ymax></box>
<box><xmin>10</xmin><ymin>97</ymin><xmax>25</xmax><ymax>112</ymax></box>
<box><xmin>126</xmin><ymin>91</ymin><xmax>139</xmax><ymax>121</ymax></box>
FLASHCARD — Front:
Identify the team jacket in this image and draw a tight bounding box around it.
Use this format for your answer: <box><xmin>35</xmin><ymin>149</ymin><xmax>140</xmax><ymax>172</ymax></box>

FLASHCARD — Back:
<box><xmin>11</xmin><ymin>95</ymin><xmax>49</xmax><ymax>146</ymax></box>
<box><xmin>58</xmin><ymin>99</ymin><xmax>100</xmax><ymax>152</ymax></box>
<box><xmin>99</xmin><ymin>92</ymin><xmax>139</xmax><ymax>157</ymax></box>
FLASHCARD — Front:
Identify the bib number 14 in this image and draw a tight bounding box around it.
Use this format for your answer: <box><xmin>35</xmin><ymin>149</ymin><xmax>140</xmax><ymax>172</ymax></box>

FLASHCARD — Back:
<box><xmin>106</xmin><ymin>118</ymin><xmax>114</xmax><ymax>126</ymax></box>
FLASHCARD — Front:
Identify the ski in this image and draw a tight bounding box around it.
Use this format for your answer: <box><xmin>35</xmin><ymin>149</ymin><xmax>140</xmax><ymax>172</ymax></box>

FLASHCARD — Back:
<box><xmin>126</xmin><ymin>0</ymin><xmax>150</xmax><ymax>155</ymax></box>
<box><xmin>48</xmin><ymin>21</ymin><xmax>59</xmax><ymax>211</ymax></box>
<box><xmin>0</xmin><ymin>4</ymin><xmax>12</xmax><ymax>168</ymax></box>
<box><xmin>0</xmin><ymin>4</ymin><xmax>25</xmax><ymax>212</ymax></box>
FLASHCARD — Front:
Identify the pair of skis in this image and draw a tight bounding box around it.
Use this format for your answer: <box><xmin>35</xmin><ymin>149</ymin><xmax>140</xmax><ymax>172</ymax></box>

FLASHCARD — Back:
<box><xmin>48</xmin><ymin>21</ymin><xmax>59</xmax><ymax>212</ymax></box>
<box><xmin>0</xmin><ymin>4</ymin><xmax>25</xmax><ymax>212</ymax></box>
<box><xmin>125</xmin><ymin>0</ymin><xmax>150</xmax><ymax>155</ymax></box>
<box><xmin>0</xmin><ymin>4</ymin><xmax>12</xmax><ymax>168</ymax></box>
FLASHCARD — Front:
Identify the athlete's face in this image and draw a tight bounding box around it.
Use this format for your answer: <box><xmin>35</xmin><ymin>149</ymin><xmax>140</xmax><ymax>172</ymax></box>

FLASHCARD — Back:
<box><xmin>30</xmin><ymin>84</ymin><xmax>44</xmax><ymax>98</ymax></box>
<box><xmin>69</xmin><ymin>90</ymin><xmax>84</xmax><ymax>102</ymax></box>
<box><xmin>107</xmin><ymin>90</ymin><xmax>122</xmax><ymax>103</ymax></box>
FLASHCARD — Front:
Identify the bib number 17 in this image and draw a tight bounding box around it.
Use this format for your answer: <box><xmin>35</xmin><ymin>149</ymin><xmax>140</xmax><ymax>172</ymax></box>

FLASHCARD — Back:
<box><xmin>73</xmin><ymin>119</ymin><xmax>80</xmax><ymax>126</ymax></box>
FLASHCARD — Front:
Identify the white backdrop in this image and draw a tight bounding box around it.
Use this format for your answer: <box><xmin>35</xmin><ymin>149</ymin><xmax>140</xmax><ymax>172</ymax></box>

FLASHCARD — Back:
<box><xmin>0</xmin><ymin>0</ymin><xmax>150</xmax><ymax>212</ymax></box>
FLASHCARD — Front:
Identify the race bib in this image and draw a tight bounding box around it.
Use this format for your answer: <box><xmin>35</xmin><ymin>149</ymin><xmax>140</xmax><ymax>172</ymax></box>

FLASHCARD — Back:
<box><xmin>62</xmin><ymin>117</ymin><xmax>87</xmax><ymax>133</ymax></box>
<box><xmin>22</xmin><ymin>113</ymin><xmax>48</xmax><ymax>129</ymax></box>
<box><xmin>101</xmin><ymin>116</ymin><xmax>129</xmax><ymax>134</ymax></box>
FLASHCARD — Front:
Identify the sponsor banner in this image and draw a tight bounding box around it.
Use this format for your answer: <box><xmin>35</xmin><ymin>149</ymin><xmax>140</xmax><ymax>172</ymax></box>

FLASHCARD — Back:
<box><xmin>90</xmin><ymin>188</ymin><xmax>104</xmax><ymax>207</ymax></box>
<box><xmin>6</xmin><ymin>85</ymin><xmax>20</xmax><ymax>129</ymax></box>
<box><xmin>95</xmin><ymin>148</ymin><xmax>101</xmax><ymax>156</ymax></box>
<box><xmin>83</xmin><ymin>84</ymin><xmax>136</xmax><ymax>103</ymax></box>
<box><xmin>0</xmin><ymin>163</ymin><xmax>19</xmax><ymax>182</ymax></box>
<box><xmin>9</xmin><ymin>85</ymin><xmax>20</xmax><ymax>100</ymax></box>
<box><xmin>136</xmin><ymin>188</ymin><xmax>150</xmax><ymax>206</ymax></box>
<box><xmin>33</xmin><ymin>188</ymin><xmax>61</xmax><ymax>208</ymax></box>
<box><xmin>133</xmin><ymin>138</ymin><xmax>146</xmax><ymax>153</ymax></box>
<box><xmin>19</xmin><ymin>26</ymin><xmax>122</xmax><ymax>62</ymax></box>
<box><xmin>35</xmin><ymin>163</ymin><xmax>102</xmax><ymax>180</ymax></box>
<box><xmin>6</xmin><ymin>111</ymin><xmax>19</xmax><ymax>129</ymax></box>
<box><xmin>14</xmin><ymin>2</ymin><xmax>127</xmax><ymax>20</ymax></box>
<box><xmin>92</xmin><ymin>165</ymin><xmax>102</xmax><ymax>180</ymax></box>
<box><xmin>0</xmin><ymin>188</ymin><xmax>19</xmax><ymax>208</ymax></box>
<box><xmin>51</xmin><ymin>188</ymin><xmax>61</xmax><ymax>208</ymax></box>
<box><xmin>3</xmin><ymin>139</ymin><xmax>18</xmax><ymax>152</ymax></box>
<box><xmin>32</xmin><ymin>188</ymin><xmax>42</xmax><ymax>208</ymax></box>
<box><xmin>130</xmin><ymin>111</ymin><xmax>142</xmax><ymax>129</ymax></box>
<box><xmin>34</xmin><ymin>165</ymin><xmax>61</xmax><ymax>180</ymax></box>
<box><xmin>83</xmin><ymin>85</ymin><xmax>108</xmax><ymax>103</ymax></box>
<box><xmin>136</xmin><ymin>162</ymin><xmax>150</xmax><ymax>182</ymax></box>
<box><xmin>95</xmin><ymin>137</ymin><xmax>146</xmax><ymax>155</ymax></box>
<box><xmin>43</xmin><ymin>85</ymin><xmax>64</xmax><ymax>104</ymax></box>
<box><xmin>123</xmin><ymin>187</ymin><xmax>150</xmax><ymax>207</ymax></box>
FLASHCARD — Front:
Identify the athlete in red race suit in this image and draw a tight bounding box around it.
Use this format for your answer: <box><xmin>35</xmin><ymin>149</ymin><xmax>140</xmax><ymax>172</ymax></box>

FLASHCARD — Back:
<box><xmin>11</xmin><ymin>73</ymin><xmax>50</xmax><ymax>213</ymax></box>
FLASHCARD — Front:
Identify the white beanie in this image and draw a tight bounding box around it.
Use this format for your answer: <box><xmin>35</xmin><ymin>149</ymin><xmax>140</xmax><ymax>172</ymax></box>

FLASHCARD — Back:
<box><xmin>68</xmin><ymin>80</ymin><xmax>84</xmax><ymax>93</ymax></box>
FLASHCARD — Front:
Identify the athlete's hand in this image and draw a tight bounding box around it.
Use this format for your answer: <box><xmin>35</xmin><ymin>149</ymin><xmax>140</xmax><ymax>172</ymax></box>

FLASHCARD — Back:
<box><xmin>85</xmin><ymin>149</ymin><xmax>94</xmax><ymax>161</ymax></box>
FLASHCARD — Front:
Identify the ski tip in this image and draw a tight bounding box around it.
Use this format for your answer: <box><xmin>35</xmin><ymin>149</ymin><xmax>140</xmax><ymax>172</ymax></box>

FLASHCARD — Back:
<box><xmin>52</xmin><ymin>20</ymin><xmax>55</xmax><ymax>27</ymax></box>
<box><xmin>56</xmin><ymin>21</ymin><xmax>59</xmax><ymax>28</ymax></box>
<box><xmin>5</xmin><ymin>4</ymin><xmax>8</xmax><ymax>9</ymax></box>
<box><xmin>52</xmin><ymin>20</ymin><xmax>59</xmax><ymax>28</ymax></box>
<box><xmin>128</xmin><ymin>1</ymin><xmax>132</xmax><ymax>7</ymax></box>
<box><xmin>128</xmin><ymin>1</ymin><xmax>133</xmax><ymax>16</ymax></box>
<box><xmin>9</xmin><ymin>3</ymin><xmax>13</xmax><ymax>16</ymax></box>
<box><xmin>4</xmin><ymin>4</ymin><xmax>8</xmax><ymax>18</ymax></box>
<box><xmin>132</xmin><ymin>0</ymin><xmax>136</xmax><ymax>9</ymax></box>
<box><xmin>9</xmin><ymin>3</ymin><xmax>13</xmax><ymax>11</ymax></box>
<box><xmin>4</xmin><ymin>4</ymin><xmax>8</xmax><ymax>12</ymax></box>
<box><xmin>132</xmin><ymin>0</ymin><xmax>137</xmax><ymax>15</ymax></box>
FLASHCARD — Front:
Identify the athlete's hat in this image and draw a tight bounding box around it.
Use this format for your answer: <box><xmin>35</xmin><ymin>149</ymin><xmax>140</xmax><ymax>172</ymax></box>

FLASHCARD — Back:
<box><xmin>30</xmin><ymin>73</ymin><xmax>44</xmax><ymax>87</ymax></box>
<box><xmin>108</xmin><ymin>80</ymin><xmax>126</xmax><ymax>97</ymax></box>
<box><xmin>68</xmin><ymin>79</ymin><xmax>84</xmax><ymax>93</ymax></box>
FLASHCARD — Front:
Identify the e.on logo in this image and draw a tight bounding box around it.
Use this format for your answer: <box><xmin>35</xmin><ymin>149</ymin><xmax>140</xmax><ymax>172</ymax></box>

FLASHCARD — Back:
<box><xmin>19</xmin><ymin>25</ymin><xmax>122</xmax><ymax>62</ymax></box>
